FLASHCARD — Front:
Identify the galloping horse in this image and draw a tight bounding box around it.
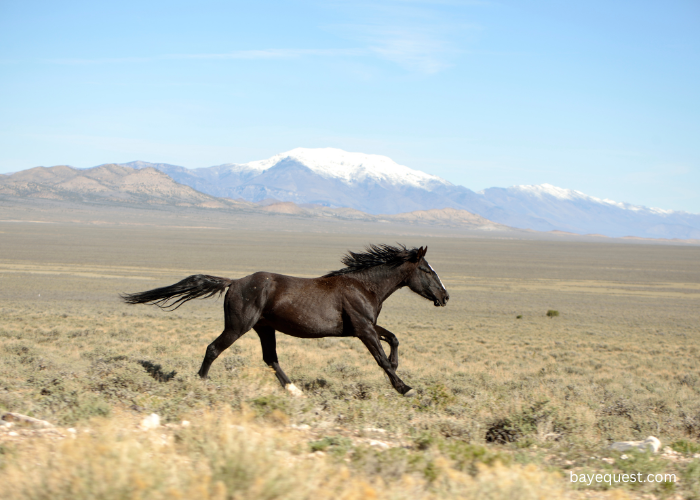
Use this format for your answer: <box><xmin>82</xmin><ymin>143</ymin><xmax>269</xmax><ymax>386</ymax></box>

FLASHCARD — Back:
<box><xmin>121</xmin><ymin>244</ymin><xmax>449</xmax><ymax>396</ymax></box>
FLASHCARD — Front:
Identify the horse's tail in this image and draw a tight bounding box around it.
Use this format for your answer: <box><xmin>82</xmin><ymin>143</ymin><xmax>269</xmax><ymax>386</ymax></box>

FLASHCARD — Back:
<box><xmin>121</xmin><ymin>274</ymin><xmax>233</xmax><ymax>311</ymax></box>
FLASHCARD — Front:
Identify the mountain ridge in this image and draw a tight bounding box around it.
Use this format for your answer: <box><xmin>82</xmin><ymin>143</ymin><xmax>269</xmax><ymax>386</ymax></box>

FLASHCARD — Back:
<box><xmin>118</xmin><ymin>149</ymin><xmax>700</xmax><ymax>239</ymax></box>
<box><xmin>0</xmin><ymin>164</ymin><xmax>242</xmax><ymax>209</ymax></box>
<box><xmin>0</xmin><ymin>164</ymin><xmax>512</xmax><ymax>231</ymax></box>
<box><xmin>5</xmin><ymin>148</ymin><xmax>699</xmax><ymax>239</ymax></box>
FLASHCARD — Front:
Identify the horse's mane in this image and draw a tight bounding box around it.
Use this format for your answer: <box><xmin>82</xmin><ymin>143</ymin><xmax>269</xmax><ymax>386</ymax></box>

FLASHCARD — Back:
<box><xmin>323</xmin><ymin>244</ymin><xmax>420</xmax><ymax>277</ymax></box>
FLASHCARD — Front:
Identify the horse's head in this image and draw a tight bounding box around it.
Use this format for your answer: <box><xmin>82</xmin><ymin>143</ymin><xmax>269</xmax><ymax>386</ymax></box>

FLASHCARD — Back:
<box><xmin>405</xmin><ymin>246</ymin><xmax>449</xmax><ymax>307</ymax></box>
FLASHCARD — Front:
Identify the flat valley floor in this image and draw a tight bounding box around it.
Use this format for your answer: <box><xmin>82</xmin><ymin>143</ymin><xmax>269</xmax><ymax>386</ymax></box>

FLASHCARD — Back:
<box><xmin>1</xmin><ymin>203</ymin><xmax>699</xmax><ymax>499</ymax></box>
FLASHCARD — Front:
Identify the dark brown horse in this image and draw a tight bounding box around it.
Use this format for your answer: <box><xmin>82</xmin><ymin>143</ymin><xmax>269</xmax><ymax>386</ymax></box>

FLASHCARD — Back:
<box><xmin>121</xmin><ymin>244</ymin><xmax>449</xmax><ymax>396</ymax></box>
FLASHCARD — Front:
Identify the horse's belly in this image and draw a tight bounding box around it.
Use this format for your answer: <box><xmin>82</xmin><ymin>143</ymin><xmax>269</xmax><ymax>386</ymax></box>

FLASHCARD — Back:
<box><xmin>260</xmin><ymin>314</ymin><xmax>344</xmax><ymax>339</ymax></box>
<box><xmin>258</xmin><ymin>278</ymin><xmax>346</xmax><ymax>338</ymax></box>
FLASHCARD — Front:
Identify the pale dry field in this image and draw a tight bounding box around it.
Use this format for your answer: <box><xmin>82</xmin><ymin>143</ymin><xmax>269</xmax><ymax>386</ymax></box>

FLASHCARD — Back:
<box><xmin>1</xmin><ymin>211</ymin><xmax>699</xmax><ymax>499</ymax></box>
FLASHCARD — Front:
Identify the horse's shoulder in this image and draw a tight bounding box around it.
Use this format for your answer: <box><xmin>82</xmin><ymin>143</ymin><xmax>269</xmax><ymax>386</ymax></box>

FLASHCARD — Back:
<box><xmin>333</xmin><ymin>276</ymin><xmax>376</xmax><ymax>302</ymax></box>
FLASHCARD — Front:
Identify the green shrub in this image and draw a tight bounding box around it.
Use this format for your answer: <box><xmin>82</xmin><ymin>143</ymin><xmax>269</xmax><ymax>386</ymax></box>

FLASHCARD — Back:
<box><xmin>249</xmin><ymin>395</ymin><xmax>289</xmax><ymax>418</ymax></box>
<box><xmin>682</xmin><ymin>460</ymin><xmax>700</xmax><ymax>499</ymax></box>
<box><xmin>309</xmin><ymin>436</ymin><xmax>351</xmax><ymax>456</ymax></box>
<box><xmin>546</xmin><ymin>310</ymin><xmax>559</xmax><ymax>318</ymax></box>
<box><xmin>414</xmin><ymin>431</ymin><xmax>435</xmax><ymax>450</ymax></box>
<box><xmin>439</xmin><ymin>441</ymin><xmax>511</xmax><ymax>475</ymax></box>
<box><xmin>671</xmin><ymin>439</ymin><xmax>700</xmax><ymax>454</ymax></box>
<box><xmin>423</xmin><ymin>460</ymin><xmax>439</xmax><ymax>482</ymax></box>
<box><xmin>485</xmin><ymin>400</ymin><xmax>562</xmax><ymax>444</ymax></box>
<box><xmin>425</xmin><ymin>383</ymin><xmax>456</xmax><ymax>409</ymax></box>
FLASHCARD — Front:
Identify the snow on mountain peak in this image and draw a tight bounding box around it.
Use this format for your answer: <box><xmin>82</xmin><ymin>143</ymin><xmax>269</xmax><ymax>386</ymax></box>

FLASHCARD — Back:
<box><xmin>227</xmin><ymin>147</ymin><xmax>450</xmax><ymax>188</ymax></box>
<box><xmin>508</xmin><ymin>183</ymin><xmax>675</xmax><ymax>215</ymax></box>
<box><xmin>509</xmin><ymin>183</ymin><xmax>590</xmax><ymax>201</ymax></box>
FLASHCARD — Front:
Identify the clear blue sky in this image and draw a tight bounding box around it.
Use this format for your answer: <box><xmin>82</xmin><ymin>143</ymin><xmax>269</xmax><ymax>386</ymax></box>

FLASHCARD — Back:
<box><xmin>1</xmin><ymin>1</ymin><xmax>698</xmax><ymax>212</ymax></box>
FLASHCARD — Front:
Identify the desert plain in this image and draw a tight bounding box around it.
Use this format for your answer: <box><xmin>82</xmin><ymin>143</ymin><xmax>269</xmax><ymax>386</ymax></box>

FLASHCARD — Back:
<box><xmin>0</xmin><ymin>200</ymin><xmax>699</xmax><ymax>499</ymax></box>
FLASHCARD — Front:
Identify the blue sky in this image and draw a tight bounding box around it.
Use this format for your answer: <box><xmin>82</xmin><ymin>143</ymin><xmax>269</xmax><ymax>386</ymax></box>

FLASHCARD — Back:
<box><xmin>1</xmin><ymin>0</ymin><xmax>698</xmax><ymax>212</ymax></box>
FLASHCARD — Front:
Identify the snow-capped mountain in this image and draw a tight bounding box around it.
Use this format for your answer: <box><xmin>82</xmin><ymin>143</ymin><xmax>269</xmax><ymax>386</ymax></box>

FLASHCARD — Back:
<box><xmin>498</xmin><ymin>183</ymin><xmax>672</xmax><ymax>214</ymax></box>
<box><xmin>477</xmin><ymin>184</ymin><xmax>700</xmax><ymax>238</ymax></box>
<box><xmin>121</xmin><ymin>148</ymin><xmax>483</xmax><ymax>215</ymax></box>
<box><xmin>120</xmin><ymin>149</ymin><xmax>700</xmax><ymax>239</ymax></box>
<box><xmin>224</xmin><ymin>148</ymin><xmax>450</xmax><ymax>188</ymax></box>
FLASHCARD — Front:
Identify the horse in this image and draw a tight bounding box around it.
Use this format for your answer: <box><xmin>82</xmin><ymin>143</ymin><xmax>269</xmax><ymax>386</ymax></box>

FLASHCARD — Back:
<box><xmin>121</xmin><ymin>244</ymin><xmax>449</xmax><ymax>397</ymax></box>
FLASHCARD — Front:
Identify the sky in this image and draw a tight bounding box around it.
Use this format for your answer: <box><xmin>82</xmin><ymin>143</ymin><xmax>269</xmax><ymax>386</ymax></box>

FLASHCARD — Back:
<box><xmin>1</xmin><ymin>0</ymin><xmax>699</xmax><ymax>212</ymax></box>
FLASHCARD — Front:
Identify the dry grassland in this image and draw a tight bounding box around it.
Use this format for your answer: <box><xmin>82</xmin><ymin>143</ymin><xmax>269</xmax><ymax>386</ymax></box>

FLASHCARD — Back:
<box><xmin>1</xmin><ymin>217</ymin><xmax>699</xmax><ymax>499</ymax></box>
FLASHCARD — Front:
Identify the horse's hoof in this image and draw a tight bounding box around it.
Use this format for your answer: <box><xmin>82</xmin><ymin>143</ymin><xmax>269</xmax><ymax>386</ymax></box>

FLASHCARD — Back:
<box><xmin>403</xmin><ymin>389</ymin><xmax>417</xmax><ymax>398</ymax></box>
<box><xmin>285</xmin><ymin>383</ymin><xmax>304</xmax><ymax>397</ymax></box>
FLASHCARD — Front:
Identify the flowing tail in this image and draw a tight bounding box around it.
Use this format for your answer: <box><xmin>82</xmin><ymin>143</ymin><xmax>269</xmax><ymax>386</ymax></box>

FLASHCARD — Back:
<box><xmin>121</xmin><ymin>274</ymin><xmax>233</xmax><ymax>311</ymax></box>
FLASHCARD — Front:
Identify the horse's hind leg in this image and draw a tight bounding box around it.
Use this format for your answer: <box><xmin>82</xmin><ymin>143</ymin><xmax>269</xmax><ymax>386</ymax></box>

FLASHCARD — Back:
<box><xmin>198</xmin><ymin>327</ymin><xmax>246</xmax><ymax>379</ymax></box>
<box><xmin>254</xmin><ymin>325</ymin><xmax>303</xmax><ymax>397</ymax></box>
<box><xmin>376</xmin><ymin>326</ymin><xmax>399</xmax><ymax>371</ymax></box>
<box><xmin>198</xmin><ymin>293</ymin><xmax>260</xmax><ymax>379</ymax></box>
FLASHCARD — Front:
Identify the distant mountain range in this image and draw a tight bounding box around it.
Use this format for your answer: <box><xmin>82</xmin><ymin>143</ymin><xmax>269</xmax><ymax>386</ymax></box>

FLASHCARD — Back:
<box><xmin>2</xmin><ymin>148</ymin><xmax>698</xmax><ymax>238</ymax></box>
<box><xmin>0</xmin><ymin>163</ymin><xmax>509</xmax><ymax>231</ymax></box>
<box><xmin>117</xmin><ymin>148</ymin><xmax>700</xmax><ymax>239</ymax></box>
<box><xmin>0</xmin><ymin>163</ymin><xmax>240</xmax><ymax>209</ymax></box>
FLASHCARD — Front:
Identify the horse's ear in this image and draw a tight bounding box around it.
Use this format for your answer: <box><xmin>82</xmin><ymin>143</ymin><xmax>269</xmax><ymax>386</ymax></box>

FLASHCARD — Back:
<box><xmin>417</xmin><ymin>246</ymin><xmax>427</xmax><ymax>259</ymax></box>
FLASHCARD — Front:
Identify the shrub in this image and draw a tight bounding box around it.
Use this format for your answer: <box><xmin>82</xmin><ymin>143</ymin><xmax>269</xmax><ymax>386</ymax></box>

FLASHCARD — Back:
<box><xmin>302</xmin><ymin>377</ymin><xmax>328</xmax><ymax>392</ymax></box>
<box><xmin>671</xmin><ymin>439</ymin><xmax>700</xmax><ymax>454</ymax></box>
<box><xmin>682</xmin><ymin>460</ymin><xmax>700</xmax><ymax>499</ymax></box>
<box><xmin>439</xmin><ymin>441</ymin><xmax>511</xmax><ymax>475</ymax></box>
<box><xmin>486</xmin><ymin>400</ymin><xmax>562</xmax><ymax>444</ymax></box>
<box><xmin>546</xmin><ymin>310</ymin><xmax>559</xmax><ymax>318</ymax></box>
<box><xmin>414</xmin><ymin>431</ymin><xmax>435</xmax><ymax>450</ymax></box>
<box><xmin>425</xmin><ymin>383</ymin><xmax>456</xmax><ymax>409</ymax></box>
<box><xmin>309</xmin><ymin>436</ymin><xmax>352</xmax><ymax>456</ymax></box>
<box><xmin>248</xmin><ymin>395</ymin><xmax>289</xmax><ymax>419</ymax></box>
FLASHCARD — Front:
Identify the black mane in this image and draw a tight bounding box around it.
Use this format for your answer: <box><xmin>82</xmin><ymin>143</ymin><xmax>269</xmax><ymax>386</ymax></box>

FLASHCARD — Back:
<box><xmin>323</xmin><ymin>244</ymin><xmax>420</xmax><ymax>277</ymax></box>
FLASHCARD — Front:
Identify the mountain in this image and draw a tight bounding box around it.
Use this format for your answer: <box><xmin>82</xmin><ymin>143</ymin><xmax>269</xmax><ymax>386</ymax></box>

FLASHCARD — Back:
<box><xmin>0</xmin><ymin>163</ymin><xmax>512</xmax><ymax>232</ymax></box>
<box><xmin>121</xmin><ymin>149</ymin><xmax>545</xmax><ymax>226</ymax></box>
<box><xmin>0</xmin><ymin>164</ymin><xmax>241</xmax><ymax>208</ymax></box>
<box><xmin>122</xmin><ymin>148</ymin><xmax>471</xmax><ymax>215</ymax></box>
<box><xmin>478</xmin><ymin>184</ymin><xmax>700</xmax><ymax>239</ymax></box>
<box><xmin>121</xmin><ymin>148</ymin><xmax>700</xmax><ymax>239</ymax></box>
<box><xmin>7</xmin><ymin>149</ymin><xmax>697</xmax><ymax>239</ymax></box>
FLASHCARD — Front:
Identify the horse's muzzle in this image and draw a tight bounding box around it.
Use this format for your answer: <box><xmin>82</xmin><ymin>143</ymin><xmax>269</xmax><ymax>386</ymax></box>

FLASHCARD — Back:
<box><xmin>433</xmin><ymin>292</ymin><xmax>449</xmax><ymax>307</ymax></box>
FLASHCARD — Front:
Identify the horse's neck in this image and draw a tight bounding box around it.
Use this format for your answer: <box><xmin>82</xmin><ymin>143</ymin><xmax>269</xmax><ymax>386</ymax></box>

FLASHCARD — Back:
<box><xmin>356</xmin><ymin>266</ymin><xmax>406</xmax><ymax>304</ymax></box>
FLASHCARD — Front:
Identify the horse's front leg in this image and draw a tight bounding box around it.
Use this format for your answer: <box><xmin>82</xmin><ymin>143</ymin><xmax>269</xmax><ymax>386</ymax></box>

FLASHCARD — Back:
<box><xmin>357</xmin><ymin>325</ymin><xmax>414</xmax><ymax>396</ymax></box>
<box><xmin>376</xmin><ymin>325</ymin><xmax>399</xmax><ymax>371</ymax></box>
